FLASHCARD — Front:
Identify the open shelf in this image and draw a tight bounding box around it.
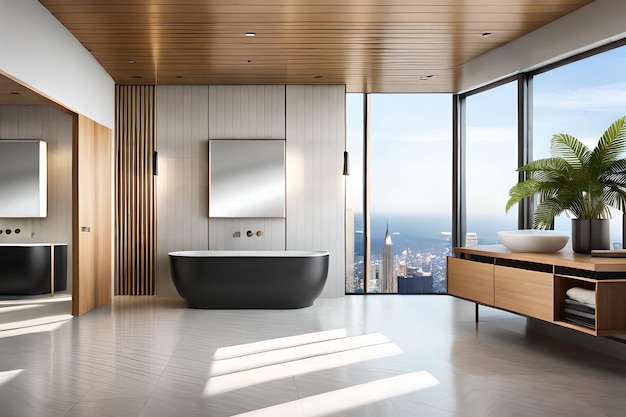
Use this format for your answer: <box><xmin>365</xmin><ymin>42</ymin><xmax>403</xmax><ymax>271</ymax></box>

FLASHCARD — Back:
<box><xmin>450</xmin><ymin>247</ymin><xmax>626</xmax><ymax>337</ymax></box>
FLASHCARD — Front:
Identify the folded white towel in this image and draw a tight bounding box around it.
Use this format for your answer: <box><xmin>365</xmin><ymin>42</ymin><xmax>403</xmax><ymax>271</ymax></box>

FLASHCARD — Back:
<box><xmin>566</xmin><ymin>287</ymin><xmax>596</xmax><ymax>306</ymax></box>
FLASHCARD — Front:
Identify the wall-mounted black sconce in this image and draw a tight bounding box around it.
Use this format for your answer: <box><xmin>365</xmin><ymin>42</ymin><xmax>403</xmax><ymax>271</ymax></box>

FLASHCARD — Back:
<box><xmin>343</xmin><ymin>151</ymin><xmax>350</xmax><ymax>176</ymax></box>
<box><xmin>153</xmin><ymin>150</ymin><xmax>159</xmax><ymax>176</ymax></box>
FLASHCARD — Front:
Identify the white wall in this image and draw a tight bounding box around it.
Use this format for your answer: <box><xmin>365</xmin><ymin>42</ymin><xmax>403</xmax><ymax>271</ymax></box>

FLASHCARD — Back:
<box><xmin>0</xmin><ymin>105</ymin><xmax>73</xmax><ymax>291</ymax></box>
<box><xmin>208</xmin><ymin>85</ymin><xmax>287</xmax><ymax>252</ymax></box>
<box><xmin>0</xmin><ymin>0</ymin><xmax>115</xmax><ymax>128</ymax></box>
<box><xmin>286</xmin><ymin>86</ymin><xmax>346</xmax><ymax>298</ymax></box>
<box><xmin>155</xmin><ymin>85</ymin><xmax>210</xmax><ymax>297</ymax></box>
<box><xmin>155</xmin><ymin>84</ymin><xmax>347</xmax><ymax>298</ymax></box>
<box><xmin>208</xmin><ymin>85</ymin><xmax>286</xmax><ymax>139</ymax></box>
<box><xmin>459</xmin><ymin>0</ymin><xmax>626</xmax><ymax>92</ymax></box>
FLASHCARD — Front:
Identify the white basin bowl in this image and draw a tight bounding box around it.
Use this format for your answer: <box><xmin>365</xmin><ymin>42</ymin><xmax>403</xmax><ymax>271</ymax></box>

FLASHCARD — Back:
<box><xmin>497</xmin><ymin>230</ymin><xmax>569</xmax><ymax>253</ymax></box>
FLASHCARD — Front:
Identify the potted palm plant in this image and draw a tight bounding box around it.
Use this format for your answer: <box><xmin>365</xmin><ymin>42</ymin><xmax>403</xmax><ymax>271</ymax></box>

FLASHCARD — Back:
<box><xmin>505</xmin><ymin>116</ymin><xmax>626</xmax><ymax>253</ymax></box>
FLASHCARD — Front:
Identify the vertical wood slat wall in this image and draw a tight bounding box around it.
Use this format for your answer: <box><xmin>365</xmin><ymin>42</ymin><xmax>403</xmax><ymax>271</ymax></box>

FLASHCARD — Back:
<box><xmin>116</xmin><ymin>85</ymin><xmax>156</xmax><ymax>295</ymax></box>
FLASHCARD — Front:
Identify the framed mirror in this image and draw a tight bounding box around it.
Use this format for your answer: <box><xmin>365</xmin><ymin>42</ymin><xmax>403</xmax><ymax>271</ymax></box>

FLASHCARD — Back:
<box><xmin>0</xmin><ymin>140</ymin><xmax>47</xmax><ymax>218</ymax></box>
<box><xmin>209</xmin><ymin>140</ymin><xmax>285</xmax><ymax>218</ymax></box>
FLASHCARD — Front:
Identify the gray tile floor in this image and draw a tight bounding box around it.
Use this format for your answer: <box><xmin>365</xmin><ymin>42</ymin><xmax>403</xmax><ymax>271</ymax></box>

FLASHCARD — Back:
<box><xmin>0</xmin><ymin>295</ymin><xmax>625</xmax><ymax>417</ymax></box>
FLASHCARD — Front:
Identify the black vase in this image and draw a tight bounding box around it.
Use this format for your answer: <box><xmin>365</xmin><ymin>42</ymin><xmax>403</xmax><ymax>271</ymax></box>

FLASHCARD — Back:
<box><xmin>571</xmin><ymin>219</ymin><xmax>610</xmax><ymax>254</ymax></box>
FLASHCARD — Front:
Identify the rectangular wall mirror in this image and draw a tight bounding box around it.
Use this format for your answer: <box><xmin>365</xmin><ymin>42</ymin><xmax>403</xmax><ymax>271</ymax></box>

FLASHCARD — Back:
<box><xmin>209</xmin><ymin>140</ymin><xmax>285</xmax><ymax>218</ymax></box>
<box><xmin>0</xmin><ymin>140</ymin><xmax>47</xmax><ymax>218</ymax></box>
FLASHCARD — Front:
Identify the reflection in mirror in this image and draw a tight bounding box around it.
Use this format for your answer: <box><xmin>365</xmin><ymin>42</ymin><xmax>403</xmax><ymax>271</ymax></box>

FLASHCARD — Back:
<box><xmin>0</xmin><ymin>140</ymin><xmax>47</xmax><ymax>218</ymax></box>
<box><xmin>209</xmin><ymin>140</ymin><xmax>285</xmax><ymax>218</ymax></box>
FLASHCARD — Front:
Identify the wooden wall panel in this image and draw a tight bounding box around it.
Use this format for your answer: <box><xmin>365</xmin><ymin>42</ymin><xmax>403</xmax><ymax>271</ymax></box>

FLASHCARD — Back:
<box><xmin>286</xmin><ymin>85</ymin><xmax>346</xmax><ymax>298</ymax></box>
<box><xmin>155</xmin><ymin>85</ymin><xmax>210</xmax><ymax>297</ymax></box>
<box><xmin>116</xmin><ymin>85</ymin><xmax>156</xmax><ymax>295</ymax></box>
<box><xmin>0</xmin><ymin>105</ymin><xmax>73</xmax><ymax>291</ymax></box>
<box><xmin>73</xmin><ymin>114</ymin><xmax>113</xmax><ymax>316</ymax></box>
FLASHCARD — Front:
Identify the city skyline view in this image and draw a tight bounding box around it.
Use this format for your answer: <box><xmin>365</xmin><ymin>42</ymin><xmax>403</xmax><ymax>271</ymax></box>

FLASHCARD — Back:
<box><xmin>346</xmin><ymin>43</ymin><xmax>626</xmax><ymax>295</ymax></box>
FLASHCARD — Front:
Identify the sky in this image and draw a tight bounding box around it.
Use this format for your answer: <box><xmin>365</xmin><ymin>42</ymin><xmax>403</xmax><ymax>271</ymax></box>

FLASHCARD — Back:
<box><xmin>346</xmin><ymin>44</ymin><xmax>626</xmax><ymax>243</ymax></box>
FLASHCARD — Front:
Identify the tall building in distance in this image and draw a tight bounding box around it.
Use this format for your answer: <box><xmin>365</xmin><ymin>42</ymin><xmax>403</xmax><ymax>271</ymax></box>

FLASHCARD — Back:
<box><xmin>349</xmin><ymin>216</ymin><xmax>451</xmax><ymax>294</ymax></box>
<box><xmin>380</xmin><ymin>223</ymin><xmax>396</xmax><ymax>293</ymax></box>
<box><xmin>370</xmin><ymin>262</ymin><xmax>380</xmax><ymax>293</ymax></box>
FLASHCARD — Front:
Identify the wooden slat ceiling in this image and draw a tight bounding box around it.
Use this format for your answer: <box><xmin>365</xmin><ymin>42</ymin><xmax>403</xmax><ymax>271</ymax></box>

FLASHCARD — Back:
<box><xmin>9</xmin><ymin>0</ymin><xmax>596</xmax><ymax>103</ymax></box>
<box><xmin>36</xmin><ymin>0</ymin><xmax>595</xmax><ymax>93</ymax></box>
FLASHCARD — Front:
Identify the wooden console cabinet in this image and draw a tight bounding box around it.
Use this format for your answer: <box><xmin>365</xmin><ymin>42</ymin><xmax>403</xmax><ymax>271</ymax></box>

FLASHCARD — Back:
<box><xmin>448</xmin><ymin>246</ymin><xmax>626</xmax><ymax>336</ymax></box>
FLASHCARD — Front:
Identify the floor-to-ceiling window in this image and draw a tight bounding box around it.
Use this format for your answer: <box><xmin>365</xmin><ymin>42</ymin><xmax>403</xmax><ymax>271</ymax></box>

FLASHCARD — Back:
<box><xmin>346</xmin><ymin>94</ymin><xmax>365</xmax><ymax>293</ymax></box>
<box><xmin>465</xmin><ymin>81</ymin><xmax>519</xmax><ymax>244</ymax></box>
<box><xmin>348</xmin><ymin>42</ymin><xmax>626</xmax><ymax>295</ymax></box>
<box><xmin>532</xmin><ymin>44</ymin><xmax>626</xmax><ymax>247</ymax></box>
<box><xmin>346</xmin><ymin>94</ymin><xmax>452</xmax><ymax>294</ymax></box>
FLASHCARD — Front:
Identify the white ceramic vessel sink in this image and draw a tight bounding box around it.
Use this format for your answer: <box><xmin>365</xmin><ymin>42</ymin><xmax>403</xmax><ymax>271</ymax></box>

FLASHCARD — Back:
<box><xmin>497</xmin><ymin>230</ymin><xmax>570</xmax><ymax>253</ymax></box>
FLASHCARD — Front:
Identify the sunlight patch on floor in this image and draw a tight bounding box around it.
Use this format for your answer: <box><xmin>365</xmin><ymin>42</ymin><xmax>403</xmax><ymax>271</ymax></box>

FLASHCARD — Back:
<box><xmin>210</xmin><ymin>332</ymin><xmax>391</xmax><ymax>376</ymax></box>
<box><xmin>231</xmin><ymin>371</ymin><xmax>440</xmax><ymax>417</ymax></box>
<box><xmin>0</xmin><ymin>295</ymin><xmax>71</xmax><ymax>306</ymax></box>
<box><xmin>0</xmin><ymin>304</ymin><xmax>43</xmax><ymax>313</ymax></box>
<box><xmin>204</xmin><ymin>330</ymin><xmax>402</xmax><ymax>396</ymax></box>
<box><xmin>0</xmin><ymin>315</ymin><xmax>72</xmax><ymax>338</ymax></box>
<box><xmin>213</xmin><ymin>328</ymin><xmax>348</xmax><ymax>360</ymax></box>
<box><xmin>0</xmin><ymin>369</ymin><xmax>23</xmax><ymax>387</ymax></box>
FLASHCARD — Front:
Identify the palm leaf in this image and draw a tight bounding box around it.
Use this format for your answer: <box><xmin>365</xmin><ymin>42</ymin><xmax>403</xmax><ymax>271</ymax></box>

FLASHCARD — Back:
<box><xmin>550</xmin><ymin>133</ymin><xmax>589</xmax><ymax>168</ymax></box>
<box><xmin>517</xmin><ymin>157</ymin><xmax>571</xmax><ymax>174</ymax></box>
<box><xmin>589</xmin><ymin>116</ymin><xmax>626</xmax><ymax>174</ymax></box>
<box><xmin>505</xmin><ymin>179</ymin><xmax>540</xmax><ymax>212</ymax></box>
<box><xmin>603</xmin><ymin>157</ymin><xmax>626</xmax><ymax>173</ymax></box>
<box><xmin>533</xmin><ymin>197</ymin><xmax>568</xmax><ymax>228</ymax></box>
<box><xmin>507</xmin><ymin>116</ymin><xmax>626</xmax><ymax>224</ymax></box>
<box><xmin>601</xmin><ymin>186</ymin><xmax>626</xmax><ymax>213</ymax></box>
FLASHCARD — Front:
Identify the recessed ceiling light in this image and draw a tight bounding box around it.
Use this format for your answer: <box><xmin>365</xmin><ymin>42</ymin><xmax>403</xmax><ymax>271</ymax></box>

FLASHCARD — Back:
<box><xmin>418</xmin><ymin>74</ymin><xmax>435</xmax><ymax>81</ymax></box>
<box><xmin>314</xmin><ymin>75</ymin><xmax>323</xmax><ymax>79</ymax></box>
<box><xmin>131</xmin><ymin>75</ymin><xmax>142</xmax><ymax>79</ymax></box>
<box><xmin>128</xmin><ymin>59</ymin><xmax>136</xmax><ymax>64</ymax></box>
<box><xmin>10</xmin><ymin>92</ymin><xmax>19</xmax><ymax>95</ymax></box>
<box><xmin>245</xmin><ymin>32</ymin><xmax>256</xmax><ymax>37</ymax></box>
<box><xmin>481</xmin><ymin>32</ymin><xmax>492</xmax><ymax>37</ymax></box>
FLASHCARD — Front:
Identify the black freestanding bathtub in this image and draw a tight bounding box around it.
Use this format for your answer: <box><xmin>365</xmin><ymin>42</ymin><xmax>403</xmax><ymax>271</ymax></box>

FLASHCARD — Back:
<box><xmin>168</xmin><ymin>250</ymin><xmax>329</xmax><ymax>309</ymax></box>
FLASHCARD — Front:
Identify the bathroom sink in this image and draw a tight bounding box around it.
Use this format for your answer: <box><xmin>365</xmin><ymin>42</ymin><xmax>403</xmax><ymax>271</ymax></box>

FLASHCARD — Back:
<box><xmin>497</xmin><ymin>230</ymin><xmax>569</xmax><ymax>253</ymax></box>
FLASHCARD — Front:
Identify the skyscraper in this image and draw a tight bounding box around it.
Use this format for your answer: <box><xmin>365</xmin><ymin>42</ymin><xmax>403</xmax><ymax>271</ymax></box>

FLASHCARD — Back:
<box><xmin>381</xmin><ymin>223</ymin><xmax>396</xmax><ymax>293</ymax></box>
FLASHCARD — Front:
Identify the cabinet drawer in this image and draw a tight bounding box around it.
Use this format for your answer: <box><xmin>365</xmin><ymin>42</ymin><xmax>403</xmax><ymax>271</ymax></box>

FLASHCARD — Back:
<box><xmin>495</xmin><ymin>265</ymin><xmax>553</xmax><ymax>322</ymax></box>
<box><xmin>447</xmin><ymin>257</ymin><xmax>494</xmax><ymax>305</ymax></box>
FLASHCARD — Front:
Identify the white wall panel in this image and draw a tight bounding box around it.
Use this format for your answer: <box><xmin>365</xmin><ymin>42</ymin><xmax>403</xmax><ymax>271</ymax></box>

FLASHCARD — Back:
<box><xmin>209</xmin><ymin>85</ymin><xmax>285</xmax><ymax>139</ymax></box>
<box><xmin>208</xmin><ymin>218</ymin><xmax>285</xmax><ymax>250</ymax></box>
<box><xmin>156</xmin><ymin>84</ymin><xmax>346</xmax><ymax>298</ymax></box>
<box><xmin>208</xmin><ymin>85</ymin><xmax>287</xmax><ymax>251</ymax></box>
<box><xmin>0</xmin><ymin>105</ymin><xmax>73</xmax><ymax>290</ymax></box>
<box><xmin>286</xmin><ymin>85</ymin><xmax>346</xmax><ymax>298</ymax></box>
<box><xmin>156</xmin><ymin>85</ymin><xmax>209</xmax><ymax>297</ymax></box>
